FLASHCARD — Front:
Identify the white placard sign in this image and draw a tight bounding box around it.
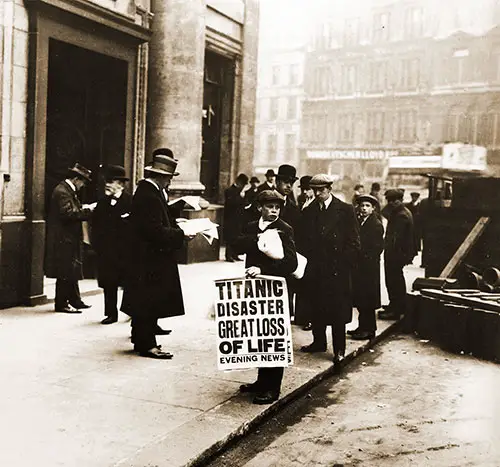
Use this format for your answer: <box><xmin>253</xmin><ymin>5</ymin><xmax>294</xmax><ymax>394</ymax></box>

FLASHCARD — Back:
<box><xmin>214</xmin><ymin>276</ymin><xmax>293</xmax><ymax>371</ymax></box>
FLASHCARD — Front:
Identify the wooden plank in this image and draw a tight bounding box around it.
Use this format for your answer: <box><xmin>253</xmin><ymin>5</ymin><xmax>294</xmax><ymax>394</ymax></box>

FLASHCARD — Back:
<box><xmin>439</xmin><ymin>216</ymin><xmax>491</xmax><ymax>278</ymax></box>
<box><xmin>420</xmin><ymin>289</ymin><xmax>500</xmax><ymax>313</ymax></box>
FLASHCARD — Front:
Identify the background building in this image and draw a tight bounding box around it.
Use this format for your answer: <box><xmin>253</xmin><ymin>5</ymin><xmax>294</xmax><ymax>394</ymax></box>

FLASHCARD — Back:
<box><xmin>0</xmin><ymin>0</ymin><xmax>258</xmax><ymax>308</ymax></box>
<box><xmin>301</xmin><ymin>0</ymin><xmax>500</xmax><ymax>196</ymax></box>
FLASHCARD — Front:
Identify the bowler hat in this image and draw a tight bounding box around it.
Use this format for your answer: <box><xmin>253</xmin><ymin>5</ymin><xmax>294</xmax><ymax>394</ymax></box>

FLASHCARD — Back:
<box><xmin>385</xmin><ymin>188</ymin><xmax>404</xmax><ymax>201</ymax></box>
<box><xmin>145</xmin><ymin>148</ymin><xmax>179</xmax><ymax>176</ymax></box>
<box><xmin>299</xmin><ymin>175</ymin><xmax>312</xmax><ymax>189</ymax></box>
<box><xmin>356</xmin><ymin>194</ymin><xmax>379</xmax><ymax>206</ymax></box>
<box><xmin>103</xmin><ymin>164</ymin><xmax>129</xmax><ymax>181</ymax></box>
<box><xmin>265</xmin><ymin>169</ymin><xmax>276</xmax><ymax>177</ymax></box>
<box><xmin>257</xmin><ymin>190</ymin><xmax>285</xmax><ymax>205</ymax></box>
<box><xmin>309</xmin><ymin>174</ymin><xmax>333</xmax><ymax>188</ymax></box>
<box><xmin>68</xmin><ymin>163</ymin><xmax>92</xmax><ymax>182</ymax></box>
<box><xmin>276</xmin><ymin>164</ymin><xmax>298</xmax><ymax>182</ymax></box>
<box><xmin>250</xmin><ymin>176</ymin><xmax>260</xmax><ymax>184</ymax></box>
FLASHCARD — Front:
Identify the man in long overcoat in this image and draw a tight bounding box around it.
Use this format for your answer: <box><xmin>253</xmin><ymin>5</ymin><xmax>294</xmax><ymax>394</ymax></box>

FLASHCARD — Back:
<box><xmin>299</xmin><ymin>174</ymin><xmax>360</xmax><ymax>371</ymax></box>
<box><xmin>223</xmin><ymin>173</ymin><xmax>249</xmax><ymax>262</ymax></box>
<box><xmin>379</xmin><ymin>189</ymin><xmax>416</xmax><ymax>321</ymax></box>
<box><xmin>349</xmin><ymin>194</ymin><xmax>384</xmax><ymax>340</ymax></box>
<box><xmin>92</xmin><ymin>165</ymin><xmax>132</xmax><ymax>324</ymax></box>
<box><xmin>125</xmin><ymin>148</ymin><xmax>192</xmax><ymax>359</ymax></box>
<box><xmin>45</xmin><ymin>163</ymin><xmax>95</xmax><ymax>313</ymax></box>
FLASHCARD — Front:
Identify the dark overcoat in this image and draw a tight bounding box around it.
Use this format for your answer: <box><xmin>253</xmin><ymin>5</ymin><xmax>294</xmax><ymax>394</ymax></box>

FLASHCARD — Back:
<box><xmin>256</xmin><ymin>182</ymin><xmax>274</xmax><ymax>193</ymax></box>
<box><xmin>124</xmin><ymin>180</ymin><xmax>185</xmax><ymax>319</ymax></box>
<box><xmin>280</xmin><ymin>197</ymin><xmax>301</xmax><ymax>233</ymax></box>
<box><xmin>299</xmin><ymin>197</ymin><xmax>361</xmax><ymax>326</ymax></box>
<box><xmin>223</xmin><ymin>184</ymin><xmax>246</xmax><ymax>243</ymax></box>
<box><xmin>353</xmin><ymin>213</ymin><xmax>384</xmax><ymax>310</ymax></box>
<box><xmin>384</xmin><ymin>204</ymin><xmax>416</xmax><ymax>265</ymax></box>
<box><xmin>91</xmin><ymin>192</ymin><xmax>132</xmax><ymax>288</ymax></box>
<box><xmin>45</xmin><ymin>180</ymin><xmax>92</xmax><ymax>280</ymax></box>
<box><xmin>233</xmin><ymin>218</ymin><xmax>298</xmax><ymax>278</ymax></box>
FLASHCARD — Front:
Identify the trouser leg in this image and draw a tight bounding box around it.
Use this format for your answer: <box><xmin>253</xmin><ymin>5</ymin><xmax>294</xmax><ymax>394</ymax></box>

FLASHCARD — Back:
<box><xmin>256</xmin><ymin>367</ymin><xmax>284</xmax><ymax>393</ymax></box>
<box><xmin>55</xmin><ymin>279</ymin><xmax>70</xmax><ymax>310</ymax></box>
<box><xmin>358</xmin><ymin>307</ymin><xmax>376</xmax><ymax>332</ymax></box>
<box><xmin>385</xmin><ymin>260</ymin><xmax>406</xmax><ymax>316</ymax></box>
<box><xmin>331</xmin><ymin>322</ymin><xmax>346</xmax><ymax>357</ymax></box>
<box><xmin>103</xmin><ymin>285</ymin><xmax>119</xmax><ymax>320</ymax></box>
<box><xmin>131</xmin><ymin>316</ymin><xmax>158</xmax><ymax>352</ymax></box>
<box><xmin>312</xmin><ymin>323</ymin><xmax>327</xmax><ymax>348</ymax></box>
<box><xmin>67</xmin><ymin>280</ymin><xmax>82</xmax><ymax>306</ymax></box>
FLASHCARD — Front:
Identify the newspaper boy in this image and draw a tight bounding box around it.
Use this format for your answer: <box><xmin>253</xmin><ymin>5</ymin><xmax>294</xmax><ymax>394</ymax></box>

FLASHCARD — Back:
<box><xmin>233</xmin><ymin>190</ymin><xmax>298</xmax><ymax>404</ymax></box>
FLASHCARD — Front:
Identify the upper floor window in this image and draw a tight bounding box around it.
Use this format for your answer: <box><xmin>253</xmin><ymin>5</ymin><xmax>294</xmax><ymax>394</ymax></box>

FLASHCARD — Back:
<box><xmin>290</xmin><ymin>64</ymin><xmax>300</xmax><ymax>85</ymax></box>
<box><xmin>285</xmin><ymin>134</ymin><xmax>296</xmax><ymax>156</ymax></box>
<box><xmin>267</xmin><ymin>134</ymin><xmax>277</xmax><ymax>161</ymax></box>
<box><xmin>399</xmin><ymin>58</ymin><xmax>420</xmax><ymax>90</ymax></box>
<box><xmin>368</xmin><ymin>61</ymin><xmax>387</xmax><ymax>92</ymax></box>
<box><xmin>272</xmin><ymin>66</ymin><xmax>280</xmax><ymax>85</ymax></box>
<box><xmin>338</xmin><ymin>113</ymin><xmax>355</xmax><ymax>142</ymax></box>
<box><xmin>270</xmin><ymin>98</ymin><xmax>279</xmax><ymax>120</ymax></box>
<box><xmin>344</xmin><ymin>17</ymin><xmax>360</xmax><ymax>46</ymax></box>
<box><xmin>396</xmin><ymin>110</ymin><xmax>417</xmax><ymax>142</ymax></box>
<box><xmin>404</xmin><ymin>7</ymin><xmax>424</xmax><ymax>39</ymax></box>
<box><xmin>340</xmin><ymin>63</ymin><xmax>358</xmax><ymax>95</ymax></box>
<box><xmin>287</xmin><ymin>96</ymin><xmax>298</xmax><ymax>120</ymax></box>
<box><xmin>367</xmin><ymin>111</ymin><xmax>385</xmax><ymax>143</ymax></box>
<box><xmin>373</xmin><ymin>12</ymin><xmax>390</xmax><ymax>43</ymax></box>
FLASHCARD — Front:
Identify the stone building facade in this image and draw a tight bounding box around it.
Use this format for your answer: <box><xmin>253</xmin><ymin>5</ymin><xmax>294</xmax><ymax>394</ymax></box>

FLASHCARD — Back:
<box><xmin>0</xmin><ymin>0</ymin><xmax>259</xmax><ymax>308</ymax></box>
<box><xmin>301</xmin><ymin>0</ymin><xmax>500</xmax><ymax>194</ymax></box>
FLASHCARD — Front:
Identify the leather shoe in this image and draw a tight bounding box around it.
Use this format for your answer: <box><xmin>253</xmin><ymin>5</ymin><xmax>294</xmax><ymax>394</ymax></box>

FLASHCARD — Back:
<box><xmin>378</xmin><ymin>310</ymin><xmax>400</xmax><ymax>320</ymax></box>
<box><xmin>333</xmin><ymin>354</ymin><xmax>345</xmax><ymax>374</ymax></box>
<box><xmin>253</xmin><ymin>390</ymin><xmax>279</xmax><ymax>405</ymax></box>
<box><xmin>302</xmin><ymin>323</ymin><xmax>312</xmax><ymax>331</ymax></box>
<box><xmin>350</xmin><ymin>331</ymin><xmax>375</xmax><ymax>340</ymax></box>
<box><xmin>347</xmin><ymin>328</ymin><xmax>360</xmax><ymax>336</ymax></box>
<box><xmin>101</xmin><ymin>317</ymin><xmax>117</xmax><ymax>325</ymax></box>
<box><xmin>138</xmin><ymin>347</ymin><xmax>173</xmax><ymax>359</ymax></box>
<box><xmin>70</xmin><ymin>302</ymin><xmax>91</xmax><ymax>309</ymax></box>
<box><xmin>300</xmin><ymin>343</ymin><xmax>327</xmax><ymax>353</ymax></box>
<box><xmin>155</xmin><ymin>326</ymin><xmax>172</xmax><ymax>335</ymax></box>
<box><xmin>239</xmin><ymin>382</ymin><xmax>261</xmax><ymax>393</ymax></box>
<box><xmin>55</xmin><ymin>305</ymin><xmax>82</xmax><ymax>314</ymax></box>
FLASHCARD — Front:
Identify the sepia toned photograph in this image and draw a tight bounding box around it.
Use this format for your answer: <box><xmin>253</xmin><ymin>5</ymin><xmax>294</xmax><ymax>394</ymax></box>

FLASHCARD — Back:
<box><xmin>0</xmin><ymin>0</ymin><xmax>499</xmax><ymax>465</ymax></box>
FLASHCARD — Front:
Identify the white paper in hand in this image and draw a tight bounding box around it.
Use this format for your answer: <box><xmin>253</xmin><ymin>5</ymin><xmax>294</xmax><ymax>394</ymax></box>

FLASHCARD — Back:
<box><xmin>257</xmin><ymin>229</ymin><xmax>284</xmax><ymax>260</ymax></box>
<box><xmin>292</xmin><ymin>252</ymin><xmax>308</xmax><ymax>279</ymax></box>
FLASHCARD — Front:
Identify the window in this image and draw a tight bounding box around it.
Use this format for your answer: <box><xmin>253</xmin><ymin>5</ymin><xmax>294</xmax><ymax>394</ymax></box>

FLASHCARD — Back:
<box><xmin>399</xmin><ymin>58</ymin><xmax>420</xmax><ymax>90</ymax></box>
<box><xmin>270</xmin><ymin>98</ymin><xmax>279</xmax><ymax>120</ymax></box>
<box><xmin>367</xmin><ymin>112</ymin><xmax>385</xmax><ymax>143</ymax></box>
<box><xmin>267</xmin><ymin>134</ymin><xmax>277</xmax><ymax>161</ymax></box>
<box><xmin>373</xmin><ymin>12</ymin><xmax>390</xmax><ymax>43</ymax></box>
<box><xmin>285</xmin><ymin>134</ymin><xmax>296</xmax><ymax>157</ymax></box>
<box><xmin>404</xmin><ymin>7</ymin><xmax>423</xmax><ymax>39</ymax></box>
<box><xmin>313</xmin><ymin>67</ymin><xmax>330</xmax><ymax>96</ymax></box>
<box><xmin>344</xmin><ymin>17</ymin><xmax>360</xmax><ymax>46</ymax></box>
<box><xmin>272</xmin><ymin>66</ymin><xmax>280</xmax><ymax>85</ymax></box>
<box><xmin>290</xmin><ymin>64</ymin><xmax>300</xmax><ymax>85</ymax></box>
<box><xmin>287</xmin><ymin>97</ymin><xmax>297</xmax><ymax>120</ymax></box>
<box><xmin>341</xmin><ymin>63</ymin><xmax>358</xmax><ymax>95</ymax></box>
<box><xmin>396</xmin><ymin>111</ymin><xmax>417</xmax><ymax>142</ymax></box>
<box><xmin>368</xmin><ymin>62</ymin><xmax>387</xmax><ymax>92</ymax></box>
<box><xmin>338</xmin><ymin>113</ymin><xmax>355</xmax><ymax>142</ymax></box>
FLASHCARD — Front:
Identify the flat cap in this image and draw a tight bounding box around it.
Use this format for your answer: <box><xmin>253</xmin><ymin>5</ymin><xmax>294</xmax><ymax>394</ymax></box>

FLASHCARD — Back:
<box><xmin>257</xmin><ymin>189</ymin><xmax>285</xmax><ymax>205</ymax></box>
<box><xmin>309</xmin><ymin>174</ymin><xmax>333</xmax><ymax>188</ymax></box>
<box><xmin>385</xmin><ymin>188</ymin><xmax>404</xmax><ymax>201</ymax></box>
<box><xmin>356</xmin><ymin>194</ymin><xmax>380</xmax><ymax>206</ymax></box>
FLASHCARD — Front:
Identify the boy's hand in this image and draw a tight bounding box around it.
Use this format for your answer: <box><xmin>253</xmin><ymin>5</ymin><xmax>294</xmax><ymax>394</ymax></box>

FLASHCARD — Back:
<box><xmin>245</xmin><ymin>266</ymin><xmax>262</xmax><ymax>277</ymax></box>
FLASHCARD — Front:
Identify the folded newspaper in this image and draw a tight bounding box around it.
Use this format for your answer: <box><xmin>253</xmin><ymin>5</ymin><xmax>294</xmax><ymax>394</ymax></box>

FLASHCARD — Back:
<box><xmin>169</xmin><ymin>195</ymin><xmax>202</xmax><ymax>211</ymax></box>
<box><xmin>176</xmin><ymin>217</ymin><xmax>219</xmax><ymax>244</ymax></box>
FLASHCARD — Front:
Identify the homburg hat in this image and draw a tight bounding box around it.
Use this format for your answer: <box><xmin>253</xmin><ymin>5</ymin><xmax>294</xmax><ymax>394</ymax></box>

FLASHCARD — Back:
<box><xmin>103</xmin><ymin>164</ymin><xmax>129</xmax><ymax>181</ymax></box>
<box><xmin>145</xmin><ymin>148</ymin><xmax>179</xmax><ymax>176</ymax></box>
<box><xmin>309</xmin><ymin>173</ymin><xmax>333</xmax><ymax>188</ymax></box>
<box><xmin>257</xmin><ymin>189</ymin><xmax>285</xmax><ymax>205</ymax></box>
<box><xmin>68</xmin><ymin>163</ymin><xmax>92</xmax><ymax>182</ymax></box>
<box><xmin>385</xmin><ymin>188</ymin><xmax>404</xmax><ymax>201</ymax></box>
<box><xmin>356</xmin><ymin>194</ymin><xmax>380</xmax><ymax>206</ymax></box>
<box><xmin>276</xmin><ymin>164</ymin><xmax>298</xmax><ymax>182</ymax></box>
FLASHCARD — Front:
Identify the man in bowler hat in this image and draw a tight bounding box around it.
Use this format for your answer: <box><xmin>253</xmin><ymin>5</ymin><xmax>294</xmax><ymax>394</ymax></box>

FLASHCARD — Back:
<box><xmin>299</xmin><ymin>174</ymin><xmax>360</xmax><ymax>372</ymax></box>
<box><xmin>45</xmin><ymin>163</ymin><xmax>96</xmax><ymax>313</ymax></box>
<box><xmin>125</xmin><ymin>148</ymin><xmax>194</xmax><ymax>359</ymax></box>
<box><xmin>257</xmin><ymin>169</ymin><xmax>276</xmax><ymax>193</ymax></box>
<box><xmin>275</xmin><ymin>164</ymin><xmax>301</xmax><ymax>232</ymax></box>
<box><xmin>92</xmin><ymin>165</ymin><xmax>132</xmax><ymax>324</ymax></box>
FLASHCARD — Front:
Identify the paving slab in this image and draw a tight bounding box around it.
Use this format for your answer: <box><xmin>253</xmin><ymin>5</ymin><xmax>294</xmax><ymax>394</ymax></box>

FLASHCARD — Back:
<box><xmin>0</xmin><ymin>255</ymin><xmax>423</xmax><ymax>467</ymax></box>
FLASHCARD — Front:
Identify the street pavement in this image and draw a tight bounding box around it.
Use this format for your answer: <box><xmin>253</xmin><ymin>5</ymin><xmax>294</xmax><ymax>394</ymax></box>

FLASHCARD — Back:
<box><xmin>0</xmin><ymin>253</ymin><xmax>423</xmax><ymax>467</ymax></box>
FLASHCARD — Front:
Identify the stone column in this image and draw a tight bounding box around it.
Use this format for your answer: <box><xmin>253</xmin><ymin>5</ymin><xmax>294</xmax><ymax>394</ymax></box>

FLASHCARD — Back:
<box><xmin>147</xmin><ymin>0</ymin><xmax>206</xmax><ymax>195</ymax></box>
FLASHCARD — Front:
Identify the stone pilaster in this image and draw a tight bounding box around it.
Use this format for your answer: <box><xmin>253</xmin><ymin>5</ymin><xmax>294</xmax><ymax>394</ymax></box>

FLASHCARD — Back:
<box><xmin>147</xmin><ymin>0</ymin><xmax>206</xmax><ymax>195</ymax></box>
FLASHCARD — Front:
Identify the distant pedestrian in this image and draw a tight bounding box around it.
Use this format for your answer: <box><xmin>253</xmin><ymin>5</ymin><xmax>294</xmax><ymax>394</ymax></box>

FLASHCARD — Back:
<box><xmin>45</xmin><ymin>163</ymin><xmax>95</xmax><ymax>314</ymax></box>
<box><xmin>92</xmin><ymin>165</ymin><xmax>131</xmax><ymax>325</ymax></box>
<box><xmin>352</xmin><ymin>183</ymin><xmax>365</xmax><ymax>205</ymax></box>
<box><xmin>300</xmin><ymin>174</ymin><xmax>360</xmax><ymax>372</ymax></box>
<box><xmin>223</xmin><ymin>173</ymin><xmax>249</xmax><ymax>262</ymax></box>
<box><xmin>349</xmin><ymin>194</ymin><xmax>384</xmax><ymax>340</ymax></box>
<box><xmin>125</xmin><ymin>148</ymin><xmax>194</xmax><ymax>359</ymax></box>
<box><xmin>297</xmin><ymin>175</ymin><xmax>314</xmax><ymax>210</ymax></box>
<box><xmin>275</xmin><ymin>164</ymin><xmax>300</xmax><ymax>232</ymax></box>
<box><xmin>405</xmin><ymin>192</ymin><xmax>422</xmax><ymax>252</ymax></box>
<box><xmin>370</xmin><ymin>182</ymin><xmax>383</xmax><ymax>213</ymax></box>
<box><xmin>256</xmin><ymin>169</ymin><xmax>276</xmax><ymax>193</ymax></box>
<box><xmin>234</xmin><ymin>190</ymin><xmax>297</xmax><ymax>405</ymax></box>
<box><xmin>379</xmin><ymin>189</ymin><xmax>416</xmax><ymax>321</ymax></box>
<box><xmin>245</xmin><ymin>176</ymin><xmax>261</xmax><ymax>206</ymax></box>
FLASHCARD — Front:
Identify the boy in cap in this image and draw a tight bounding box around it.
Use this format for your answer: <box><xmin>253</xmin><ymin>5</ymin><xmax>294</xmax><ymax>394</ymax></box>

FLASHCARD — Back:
<box><xmin>379</xmin><ymin>189</ymin><xmax>415</xmax><ymax>321</ymax></box>
<box><xmin>233</xmin><ymin>189</ymin><xmax>298</xmax><ymax>404</ymax></box>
